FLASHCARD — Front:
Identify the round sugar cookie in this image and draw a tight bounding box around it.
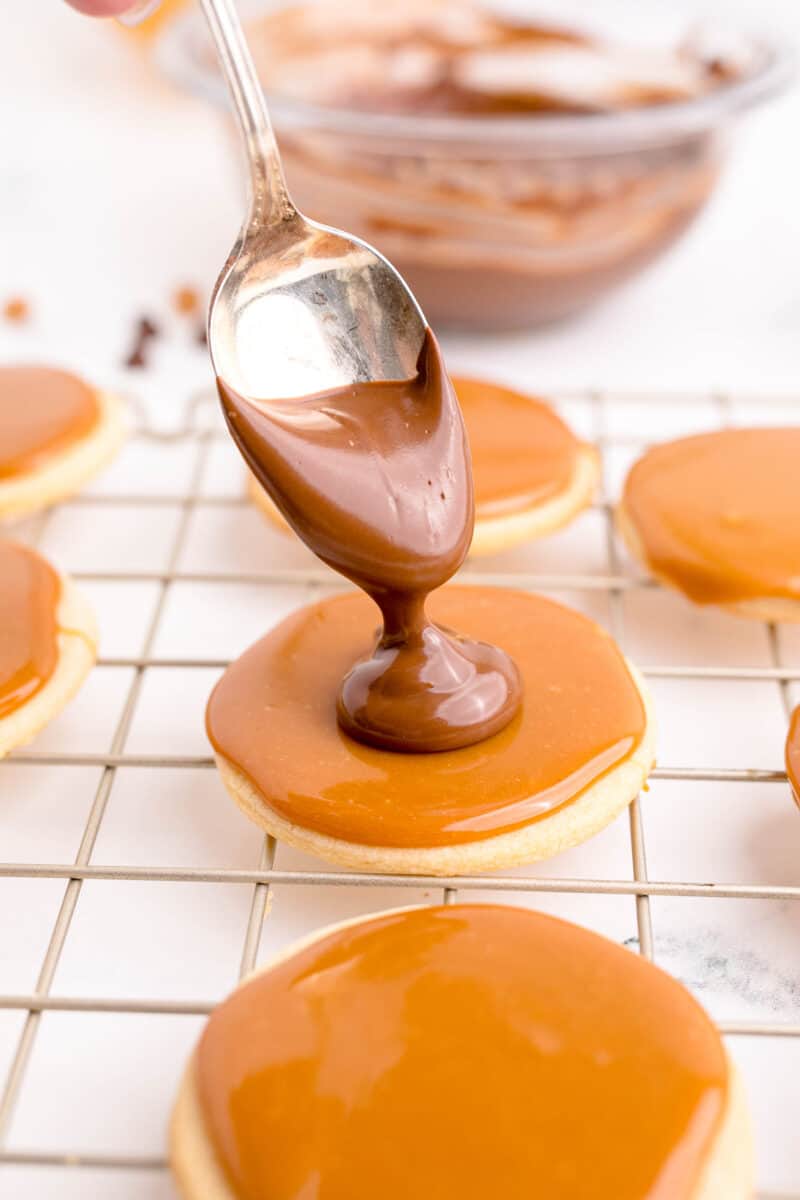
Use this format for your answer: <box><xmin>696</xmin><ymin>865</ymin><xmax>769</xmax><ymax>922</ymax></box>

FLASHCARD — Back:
<box><xmin>247</xmin><ymin>375</ymin><xmax>599</xmax><ymax>556</ymax></box>
<box><xmin>170</xmin><ymin>903</ymin><xmax>752</xmax><ymax>1200</ymax></box>
<box><xmin>206</xmin><ymin>586</ymin><xmax>655</xmax><ymax>875</ymax></box>
<box><xmin>0</xmin><ymin>540</ymin><xmax>97</xmax><ymax>758</ymax></box>
<box><xmin>619</xmin><ymin>427</ymin><xmax>800</xmax><ymax>621</ymax></box>
<box><xmin>0</xmin><ymin>366</ymin><xmax>127</xmax><ymax>521</ymax></box>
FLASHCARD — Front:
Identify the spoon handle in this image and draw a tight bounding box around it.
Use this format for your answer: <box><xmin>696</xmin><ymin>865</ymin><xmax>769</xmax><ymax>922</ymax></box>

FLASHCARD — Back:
<box><xmin>199</xmin><ymin>0</ymin><xmax>295</xmax><ymax>227</ymax></box>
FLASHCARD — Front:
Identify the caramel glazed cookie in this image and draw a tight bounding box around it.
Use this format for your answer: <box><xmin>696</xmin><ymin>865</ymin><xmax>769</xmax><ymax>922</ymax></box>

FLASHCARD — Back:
<box><xmin>215</xmin><ymin>329</ymin><xmax>652</xmax><ymax>875</ymax></box>
<box><xmin>207</xmin><ymin>587</ymin><xmax>655</xmax><ymax>876</ymax></box>
<box><xmin>0</xmin><ymin>540</ymin><xmax>97</xmax><ymax>758</ymax></box>
<box><xmin>0</xmin><ymin>365</ymin><xmax>126</xmax><ymax>521</ymax></box>
<box><xmin>619</xmin><ymin>427</ymin><xmax>800</xmax><ymax>622</ymax></box>
<box><xmin>171</xmin><ymin>904</ymin><xmax>752</xmax><ymax>1200</ymax></box>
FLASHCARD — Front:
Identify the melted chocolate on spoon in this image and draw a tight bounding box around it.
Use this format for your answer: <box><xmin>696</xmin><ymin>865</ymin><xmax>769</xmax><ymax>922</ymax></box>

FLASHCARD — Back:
<box><xmin>217</xmin><ymin>329</ymin><xmax>521</xmax><ymax>752</ymax></box>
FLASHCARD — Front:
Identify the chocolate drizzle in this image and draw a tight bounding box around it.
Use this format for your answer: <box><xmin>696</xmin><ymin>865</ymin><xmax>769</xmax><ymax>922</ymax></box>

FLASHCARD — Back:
<box><xmin>217</xmin><ymin>329</ymin><xmax>521</xmax><ymax>752</ymax></box>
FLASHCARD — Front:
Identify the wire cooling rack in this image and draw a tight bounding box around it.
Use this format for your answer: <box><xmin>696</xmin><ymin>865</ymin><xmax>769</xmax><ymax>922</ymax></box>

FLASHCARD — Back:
<box><xmin>1</xmin><ymin>385</ymin><xmax>799</xmax><ymax>1198</ymax></box>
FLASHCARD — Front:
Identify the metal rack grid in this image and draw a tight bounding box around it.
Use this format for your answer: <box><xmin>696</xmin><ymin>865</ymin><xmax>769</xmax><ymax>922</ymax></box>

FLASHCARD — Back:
<box><xmin>1</xmin><ymin>385</ymin><xmax>799</xmax><ymax>1196</ymax></box>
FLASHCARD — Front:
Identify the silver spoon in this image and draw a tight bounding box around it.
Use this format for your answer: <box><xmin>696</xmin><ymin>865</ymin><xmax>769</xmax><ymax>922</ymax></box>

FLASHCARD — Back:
<box><xmin>198</xmin><ymin>0</ymin><xmax>427</xmax><ymax>402</ymax></box>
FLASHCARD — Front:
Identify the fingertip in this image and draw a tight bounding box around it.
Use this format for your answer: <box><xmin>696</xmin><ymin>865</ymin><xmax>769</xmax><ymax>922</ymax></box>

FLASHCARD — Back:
<box><xmin>66</xmin><ymin>0</ymin><xmax>139</xmax><ymax>16</ymax></box>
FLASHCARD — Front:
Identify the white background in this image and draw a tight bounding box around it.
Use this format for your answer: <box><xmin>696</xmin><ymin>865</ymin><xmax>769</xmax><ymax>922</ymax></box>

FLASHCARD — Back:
<box><xmin>2</xmin><ymin>2</ymin><xmax>800</xmax><ymax>1198</ymax></box>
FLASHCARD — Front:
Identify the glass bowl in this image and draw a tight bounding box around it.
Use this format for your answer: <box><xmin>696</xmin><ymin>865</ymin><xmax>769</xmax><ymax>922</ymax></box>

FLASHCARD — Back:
<box><xmin>158</xmin><ymin>2</ymin><xmax>793</xmax><ymax>332</ymax></box>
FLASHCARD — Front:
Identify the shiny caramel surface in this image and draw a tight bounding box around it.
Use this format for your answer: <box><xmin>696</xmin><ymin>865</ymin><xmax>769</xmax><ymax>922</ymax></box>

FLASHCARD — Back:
<box><xmin>622</xmin><ymin>428</ymin><xmax>800</xmax><ymax>604</ymax></box>
<box><xmin>0</xmin><ymin>367</ymin><xmax>99</xmax><ymax>480</ymax></box>
<box><xmin>196</xmin><ymin>904</ymin><xmax>727</xmax><ymax>1200</ymax></box>
<box><xmin>206</xmin><ymin>587</ymin><xmax>645</xmax><ymax>848</ymax></box>
<box><xmin>0</xmin><ymin>541</ymin><xmax>60</xmax><ymax>719</ymax></box>
<box><xmin>786</xmin><ymin>707</ymin><xmax>800</xmax><ymax>803</ymax></box>
<box><xmin>454</xmin><ymin>375</ymin><xmax>583</xmax><ymax>517</ymax></box>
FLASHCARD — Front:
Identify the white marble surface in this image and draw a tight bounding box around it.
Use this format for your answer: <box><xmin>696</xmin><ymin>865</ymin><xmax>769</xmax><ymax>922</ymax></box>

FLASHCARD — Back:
<box><xmin>2</xmin><ymin>1</ymin><xmax>800</xmax><ymax>1197</ymax></box>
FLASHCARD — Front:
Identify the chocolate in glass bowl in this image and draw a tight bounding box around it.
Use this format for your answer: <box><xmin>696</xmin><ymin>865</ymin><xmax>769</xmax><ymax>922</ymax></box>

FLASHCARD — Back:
<box><xmin>159</xmin><ymin>0</ymin><xmax>791</xmax><ymax>331</ymax></box>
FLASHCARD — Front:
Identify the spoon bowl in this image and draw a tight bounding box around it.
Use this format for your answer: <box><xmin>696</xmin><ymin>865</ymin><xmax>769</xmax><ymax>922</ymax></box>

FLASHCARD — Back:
<box><xmin>209</xmin><ymin>213</ymin><xmax>426</xmax><ymax>402</ymax></box>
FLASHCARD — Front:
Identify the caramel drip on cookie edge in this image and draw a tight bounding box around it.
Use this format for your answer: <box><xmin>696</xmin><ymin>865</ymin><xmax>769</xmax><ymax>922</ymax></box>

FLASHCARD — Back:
<box><xmin>196</xmin><ymin>904</ymin><xmax>728</xmax><ymax>1200</ymax></box>
<box><xmin>0</xmin><ymin>541</ymin><xmax>61</xmax><ymax>719</ymax></box>
<box><xmin>785</xmin><ymin>707</ymin><xmax>800</xmax><ymax>803</ymax></box>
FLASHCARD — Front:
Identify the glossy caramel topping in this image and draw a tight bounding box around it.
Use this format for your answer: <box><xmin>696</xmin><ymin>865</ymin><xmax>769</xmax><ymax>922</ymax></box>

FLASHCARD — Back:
<box><xmin>218</xmin><ymin>330</ymin><xmax>521</xmax><ymax>754</ymax></box>
<box><xmin>622</xmin><ymin>428</ymin><xmax>800</xmax><ymax>605</ymax></box>
<box><xmin>196</xmin><ymin>904</ymin><xmax>727</xmax><ymax>1200</ymax></box>
<box><xmin>248</xmin><ymin>0</ymin><xmax>736</xmax><ymax>117</ymax></box>
<box><xmin>0</xmin><ymin>367</ymin><xmax>99</xmax><ymax>481</ymax></box>
<box><xmin>206</xmin><ymin>587</ymin><xmax>645</xmax><ymax>848</ymax></box>
<box><xmin>0</xmin><ymin>541</ymin><xmax>60</xmax><ymax>719</ymax></box>
<box><xmin>455</xmin><ymin>375</ymin><xmax>583</xmax><ymax>517</ymax></box>
<box><xmin>786</xmin><ymin>708</ymin><xmax>800</xmax><ymax>804</ymax></box>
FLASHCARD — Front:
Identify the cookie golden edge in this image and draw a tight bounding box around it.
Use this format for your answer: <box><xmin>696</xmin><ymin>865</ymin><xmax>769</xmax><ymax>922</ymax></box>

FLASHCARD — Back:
<box><xmin>211</xmin><ymin>658</ymin><xmax>655</xmax><ymax>877</ymax></box>
<box><xmin>469</xmin><ymin>444</ymin><xmax>600</xmax><ymax>557</ymax></box>
<box><xmin>246</xmin><ymin>444</ymin><xmax>600</xmax><ymax>558</ymax></box>
<box><xmin>168</xmin><ymin>907</ymin><xmax>753</xmax><ymax>1200</ymax></box>
<box><xmin>0</xmin><ymin>389</ymin><xmax>127</xmax><ymax>522</ymax></box>
<box><xmin>0</xmin><ymin>572</ymin><xmax>98</xmax><ymax>759</ymax></box>
<box><xmin>616</xmin><ymin>501</ymin><xmax>800</xmax><ymax>624</ymax></box>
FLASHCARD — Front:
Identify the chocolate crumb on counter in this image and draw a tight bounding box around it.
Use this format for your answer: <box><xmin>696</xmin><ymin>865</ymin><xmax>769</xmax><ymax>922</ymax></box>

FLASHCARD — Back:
<box><xmin>195</xmin><ymin>322</ymin><xmax>208</xmax><ymax>348</ymax></box>
<box><xmin>140</xmin><ymin>316</ymin><xmax>160</xmax><ymax>339</ymax></box>
<box><xmin>3</xmin><ymin>297</ymin><xmax>31</xmax><ymax>324</ymax></box>
<box><xmin>124</xmin><ymin>314</ymin><xmax>160</xmax><ymax>369</ymax></box>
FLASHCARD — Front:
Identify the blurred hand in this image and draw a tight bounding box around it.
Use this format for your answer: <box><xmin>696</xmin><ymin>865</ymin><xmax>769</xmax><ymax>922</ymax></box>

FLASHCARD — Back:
<box><xmin>66</xmin><ymin>0</ymin><xmax>151</xmax><ymax>15</ymax></box>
